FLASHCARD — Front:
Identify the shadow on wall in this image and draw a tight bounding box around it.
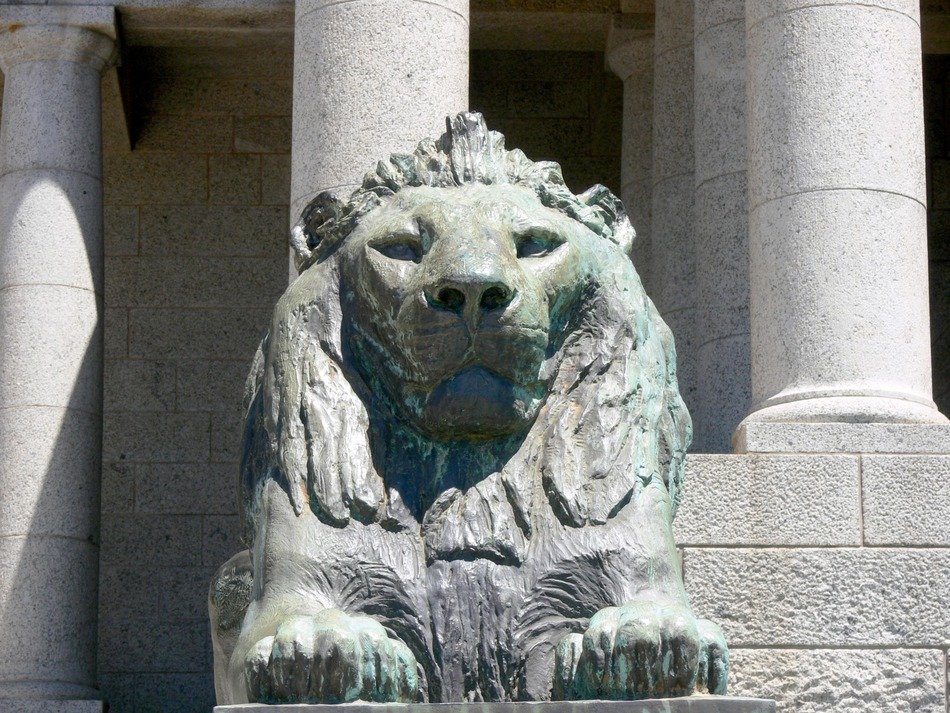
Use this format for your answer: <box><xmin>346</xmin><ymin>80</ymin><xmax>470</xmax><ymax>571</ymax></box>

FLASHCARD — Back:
<box><xmin>924</xmin><ymin>54</ymin><xmax>950</xmax><ymax>416</ymax></box>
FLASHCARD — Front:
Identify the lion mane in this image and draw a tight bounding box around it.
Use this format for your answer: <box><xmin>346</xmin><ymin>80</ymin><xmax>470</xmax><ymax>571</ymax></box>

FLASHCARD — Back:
<box><xmin>238</xmin><ymin>113</ymin><xmax>690</xmax><ymax>548</ymax></box>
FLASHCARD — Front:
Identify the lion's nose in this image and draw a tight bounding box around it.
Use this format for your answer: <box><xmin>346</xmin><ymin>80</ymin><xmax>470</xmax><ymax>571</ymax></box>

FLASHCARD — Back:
<box><xmin>427</xmin><ymin>280</ymin><xmax>515</xmax><ymax>315</ymax></box>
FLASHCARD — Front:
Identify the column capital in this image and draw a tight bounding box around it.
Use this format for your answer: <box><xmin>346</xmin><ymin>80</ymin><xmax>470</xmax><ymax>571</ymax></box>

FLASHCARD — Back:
<box><xmin>0</xmin><ymin>5</ymin><xmax>117</xmax><ymax>74</ymax></box>
<box><xmin>606</xmin><ymin>16</ymin><xmax>654</xmax><ymax>81</ymax></box>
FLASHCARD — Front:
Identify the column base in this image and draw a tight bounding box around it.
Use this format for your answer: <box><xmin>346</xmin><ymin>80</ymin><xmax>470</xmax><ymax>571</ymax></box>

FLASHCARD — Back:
<box><xmin>735</xmin><ymin>396</ymin><xmax>950</xmax><ymax>453</ymax></box>
<box><xmin>216</xmin><ymin>699</ymin><xmax>775</xmax><ymax>713</ymax></box>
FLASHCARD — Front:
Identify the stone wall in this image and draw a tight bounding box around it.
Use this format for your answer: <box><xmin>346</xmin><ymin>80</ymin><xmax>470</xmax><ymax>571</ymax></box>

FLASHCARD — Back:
<box><xmin>96</xmin><ymin>46</ymin><xmax>291</xmax><ymax>711</ymax></box>
<box><xmin>0</xmin><ymin>35</ymin><xmax>924</xmax><ymax>712</ymax></box>
<box><xmin>676</xmin><ymin>453</ymin><xmax>950</xmax><ymax>712</ymax></box>
<box><xmin>471</xmin><ymin>49</ymin><xmax>622</xmax><ymax>197</ymax></box>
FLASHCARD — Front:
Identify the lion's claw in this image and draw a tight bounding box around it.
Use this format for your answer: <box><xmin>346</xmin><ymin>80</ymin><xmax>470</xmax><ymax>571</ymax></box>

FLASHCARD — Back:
<box><xmin>244</xmin><ymin>609</ymin><xmax>419</xmax><ymax>704</ymax></box>
<box><xmin>554</xmin><ymin>601</ymin><xmax>728</xmax><ymax>700</ymax></box>
<box><xmin>695</xmin><ymin>618</ymin><xmax>729</xmax><ymax>695</ymax></box>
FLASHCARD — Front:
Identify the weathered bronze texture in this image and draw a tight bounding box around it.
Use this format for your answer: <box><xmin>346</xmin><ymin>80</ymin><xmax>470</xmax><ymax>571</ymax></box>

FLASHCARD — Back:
<box><xmin>209</xmin><ymin>113</ymin><xmax>727</xmax><ymax>706</ymax></box>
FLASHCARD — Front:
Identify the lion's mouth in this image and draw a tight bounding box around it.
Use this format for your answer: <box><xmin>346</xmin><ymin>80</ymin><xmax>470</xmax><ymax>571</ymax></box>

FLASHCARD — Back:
<box><xmin>405</xmin><ymin>323</ymin><xmax>549</xmax><ymax>388</ymax></box>
<box><xmin>414</xmin><ymin>365</ymin><xmax>541</xmax><ymax>439</ymax></box>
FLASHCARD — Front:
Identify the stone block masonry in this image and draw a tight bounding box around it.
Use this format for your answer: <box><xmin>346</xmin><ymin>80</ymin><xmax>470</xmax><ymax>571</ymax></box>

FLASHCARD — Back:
<box><xmin>680</xmin><ymin>451</ymin><xmax>950</xmax><ymax>712</ymax></box>
<box><xmin>470</xmin><ymin>49</ymin><xmax>623</xmax><ymax>197</ymax></box>
<box><xmin>97</xmin><ymin>46</ymin><xmax>291</xmax><ymax>712</ymax></box>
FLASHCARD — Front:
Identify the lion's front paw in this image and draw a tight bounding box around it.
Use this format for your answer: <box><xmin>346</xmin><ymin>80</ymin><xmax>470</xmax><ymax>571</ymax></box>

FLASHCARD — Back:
<box><xmin>244</xmin><ymin>609</ymin><xmax>419</xmax><ymax>704</ymax></box>
<box><xmin>554</xmin><ymin>601</ymin><xmax>728</xmax><ymax>700</ymax></box>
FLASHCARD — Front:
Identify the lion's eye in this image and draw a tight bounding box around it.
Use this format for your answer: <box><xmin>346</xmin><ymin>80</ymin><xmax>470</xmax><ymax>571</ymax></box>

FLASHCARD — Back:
<box><xmin>516</xmin><ymin>231</ymin><xmax>563</xmax><ymax>259</ymax></box>
<box><xmin>373</xmin><ymin>236</ymin><xmax>422</xmax><ymax>263</ymax></box>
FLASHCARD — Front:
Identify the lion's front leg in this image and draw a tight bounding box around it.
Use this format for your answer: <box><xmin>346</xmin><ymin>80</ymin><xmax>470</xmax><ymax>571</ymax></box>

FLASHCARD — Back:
<box><xmin>242</xmin><ymin>609</ymin><xmax>420</xmax><ymax>704</ymax></box>
<box><xmin>553</xmin><ymin>599</ymin><xmax>728</xmax><ymax>700</ymax></box>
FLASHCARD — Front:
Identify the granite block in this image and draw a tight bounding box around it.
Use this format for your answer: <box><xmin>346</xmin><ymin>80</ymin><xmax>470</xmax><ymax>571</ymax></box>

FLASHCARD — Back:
<box><xmin>675</xmin><ymin>455</ymin><xmax>861</xmax><ymax>546</ymax></box>
<box><xmin>862</xmin><ymin>454</ymin><xmax>950</xmax><ymax>544</ymax></box>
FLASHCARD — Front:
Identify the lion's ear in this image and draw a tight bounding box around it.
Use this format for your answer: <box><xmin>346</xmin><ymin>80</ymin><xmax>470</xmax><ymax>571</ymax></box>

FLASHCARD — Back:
<box><xmin>534</xmin><ymin>267</ymin><xmax>691</xmax><ymax>527</ymax></box>
<box><xmin>249</xmin><ymin>257</ymin><xmax>385</xmax><ymax>527</ymax></box>
<box><xmin>290</xmin><ymin>193</ymin><xmax>345</xmax><ymax>273</ymax></box>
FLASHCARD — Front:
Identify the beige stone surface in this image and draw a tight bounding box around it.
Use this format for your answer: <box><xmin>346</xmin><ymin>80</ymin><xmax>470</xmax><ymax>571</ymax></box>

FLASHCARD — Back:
<box><xmin>729</xmin><ymin>648</ymin><xmax>945</xmax><ymax>713</ymax></box>
<box><xmin>675</xmin><ymin>455</ymin><xmax>861</xmax><ymax>546</ymax></box>
<box><xmin>0</xmin><ymin>405</ymin><xmax>101</xmax><ymax>540</ymax></box>
<box><xmin>685</xmin><ymin>548</ymin><xmax>950</xmax><ymax>646</ymax></box>
<box><xmin>97</xmin><ymin>42</ymin><xmax>293</xmax><ymax>711</ymax></box>
<box><xmin>748</xmin><ymin>190</ymin><xmax>935</xmax><ymax>416</ymax></box>
<box><xmin>0</xmin><ymin>536</ymin><xmax>100</xmax><ymax>697</ymax></box>
<box><xmin>736</xmin><ymin>421</ymin><xmax>950</xmax><ymax>453</ymax></box>
<box><xmin>693</xmin><ymin>2</ymin><xmax>750</xmax><ymax>451</ymax></box>
<box><xmin>606</xmin><ymin>21</ymin><xmax>654</xmax><ymax>293</ymax></box>
<box><xmin>0</xmin><ymin>170</ymin><xmax>104</xmax><ymax>294</ymax></box>
<box><xmin>0</xmin><ymin>8</ymin><xmax>114</xmax><ymax>703</ymax></box>
<box><xmin>743</xmin><ymin>0</ymin><xmax>944</xmax><ymax>429</ymax></box>
<box><xmin>102</xmin><ymin>411</ymin><xmax>210</xmax><ymax>463</ymax></box>
<box><xmin>650</xmin><ymin>3</ymin><xmax>697</xmax><ymax>420</ymax></box>
<box><xmin>0</xmin><ymin>285</ymin><xmax>102</xmax><ymax>413</ymax></box>
<box><xmin>291</xmin><ymin>0</ymin><xmax>469</xmax><ymax>217</ymax></box>
<box><xmin>862</xmin><ymin>454</ymin><xmax>950</xmax><ymax>544</ymax></box>
<box><xmin>748</xmin><ymin>3</ymin><xmax>924</xmax><ymax>207</ymax></box>
<box><xmin>104</xmin><ymin>152</ymin><xmax>208</xmax><ymax>205</ymax></box>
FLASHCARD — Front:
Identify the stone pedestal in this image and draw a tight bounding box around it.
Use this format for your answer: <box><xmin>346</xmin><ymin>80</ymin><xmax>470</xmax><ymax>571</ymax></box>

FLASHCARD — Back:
<box><xmin>0</xmin><ymin>4</ymin><xmax>115</xmax><ymax>706</ymax></box>
<box><xmin>216</xmin><ymin>699</ymin><xmax>775</xmax><ymax>713</ymax></box>
<box><xmin>738</xmin><ymin>0</ymin><xmax>949</xmax><ymax>444</ymax></box>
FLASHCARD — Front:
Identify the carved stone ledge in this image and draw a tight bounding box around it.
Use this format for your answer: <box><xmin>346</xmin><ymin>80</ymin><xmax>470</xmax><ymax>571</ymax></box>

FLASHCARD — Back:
<box><xmin>215</xmin><ymin>698</ymin><xmax>776</xmax><ymax>713</ymax></box>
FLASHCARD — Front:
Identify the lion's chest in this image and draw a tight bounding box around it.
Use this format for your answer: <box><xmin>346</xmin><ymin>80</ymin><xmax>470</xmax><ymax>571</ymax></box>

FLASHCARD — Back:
<box><xmin>418</xmin><ymin>473</ymin><xmax>529</xmax><ymax>566</ymax></box>
<box><xmin>425</xmin><ymin>558</ymin><xmax>524</xmax><ymax>701</ymax></box>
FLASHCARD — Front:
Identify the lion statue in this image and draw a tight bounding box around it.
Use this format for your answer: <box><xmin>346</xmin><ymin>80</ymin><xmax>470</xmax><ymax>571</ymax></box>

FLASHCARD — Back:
<box><xmin>209</xmin><ymin>112</ymin><xmax>728</xmax><ymax>705</ymax></box>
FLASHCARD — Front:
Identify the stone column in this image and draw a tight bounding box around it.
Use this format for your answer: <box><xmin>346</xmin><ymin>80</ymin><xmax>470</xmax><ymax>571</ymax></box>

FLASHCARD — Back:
<box><xmin>738</xmin><ymin>0</ymin><xmax>948</xmax><ymax>447</ymax></box>
<box><xmin>692</xmin><ymin>0</ymin><xmax>750</xmax><ymax>452</ymax></box>
<box><xmin>0</xmin><ymin>6</ymin><xmax>115</xmax><ymax>706</ymax></box>
<box><xmin>651</xmin><ymin>0</ymin><xmax>697</xmax><ymax>416</ymax></box>
<box><xmin>290</xmin><ymin>0</ymin><xmax>470</xmax><ymax>221</ymax></box>
<box><xmin>606</xmin><ymin>18</ymin><xmax>654</xmax><ymax>294</ymax></box>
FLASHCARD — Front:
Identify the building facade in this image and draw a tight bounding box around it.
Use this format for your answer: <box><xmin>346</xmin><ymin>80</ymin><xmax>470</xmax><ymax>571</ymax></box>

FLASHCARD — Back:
<box><xmin>0</xmin><ymin>0</ymin><xmax>948</xmax><ymax>711</ymax></box>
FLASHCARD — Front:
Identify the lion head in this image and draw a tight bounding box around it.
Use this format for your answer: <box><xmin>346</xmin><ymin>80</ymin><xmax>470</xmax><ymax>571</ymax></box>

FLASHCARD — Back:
<box><xmin>239</xmin><ymin>113</ymin><xmax>690</xmax><ymax>544</ymax></box>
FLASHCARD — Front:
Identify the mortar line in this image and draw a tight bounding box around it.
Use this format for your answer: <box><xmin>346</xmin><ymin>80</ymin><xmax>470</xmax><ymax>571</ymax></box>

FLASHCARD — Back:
<box><xmin>858</xmin><ymin>454</ymin><xmax>866</xmax><ymax>546</ymax></box>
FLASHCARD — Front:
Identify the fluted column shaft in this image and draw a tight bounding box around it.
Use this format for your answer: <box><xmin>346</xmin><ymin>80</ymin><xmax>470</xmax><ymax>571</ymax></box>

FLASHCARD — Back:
<box><xmin>290</xmin><ymin>0</ymin><xmax>470</xmax><ymax>222</ymax></box>
<box><xmin>0</xmin><ymin>5</ymin><xmax>116</xmax><ymax>704</ymax></box>
<box><xmin>651</xmin><ymin>0</ymin><xmax>697</xmax><ymax>415</ymax></box>
<box><xmin>739</xmin><ymin>0</ymin><xmax>947</xmax><ymax>436</ymax></box>
<box><xmin>606</xmin><ymin>20</ymin><xmax>654</xmax><ymax>294</ymax></box>
<box><xmin>693</xmin><ymin>0</ymin><xmax>751</xmax><ymax>452</ymax></box>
